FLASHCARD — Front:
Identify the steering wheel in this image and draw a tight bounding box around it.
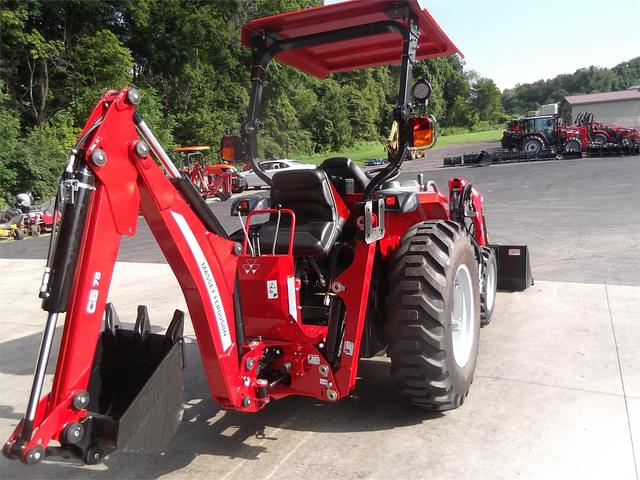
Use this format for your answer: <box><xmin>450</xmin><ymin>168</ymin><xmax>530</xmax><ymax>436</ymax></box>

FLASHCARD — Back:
<box><xmin>365</xmin><ymin>166</ymin><xmax>400</xmax><ymax>181</ymax></box>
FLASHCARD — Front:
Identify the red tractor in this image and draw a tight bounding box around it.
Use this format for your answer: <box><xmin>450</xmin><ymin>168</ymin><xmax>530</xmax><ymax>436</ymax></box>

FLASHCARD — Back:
<box><xmin>171</xmin><ymin>146</ymin><xmax>243</xmax><ymax>200</ymax></box>
<box><xmin>574</xmin><ymin>112</ymin><xmax>640</xmax><ymax>147</ymax></box>
<box><xmin>4</xmin><ymin>0</ymin><xmax>527</xmax><ymax>466</ymax></box>
<box><xmin>501</xmin><ymin>114</ymin><xmax>590</xmax><ymax>155</ymax></box>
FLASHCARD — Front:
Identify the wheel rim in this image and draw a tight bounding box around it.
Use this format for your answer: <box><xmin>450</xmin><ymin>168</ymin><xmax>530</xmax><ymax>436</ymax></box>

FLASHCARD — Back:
<box><xmin>565</xmin><ymin>140</ymin><xmax>580</xmax><ymax>152</ymax></box>
<box><xmin>525</xmin><ymin>141</ymin><xmax>539</xmax><ymax>153</ymax></box>
<box><xmin>451</xmin><ymin>264</ymin><xmax>475</xmax><ymax>367</ymax></box>
<box><xmin>486</xmin><ymin>260</ymin><xmax>497</xmax><ymax>312</ymax></box>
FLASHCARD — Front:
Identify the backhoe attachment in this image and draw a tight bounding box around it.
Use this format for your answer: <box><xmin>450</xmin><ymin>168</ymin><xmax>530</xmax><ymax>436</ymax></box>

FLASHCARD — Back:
<box><xmin>4</xmin><ymin>304</ymin><xmax>184</xmax><ymax>464</ymax></box>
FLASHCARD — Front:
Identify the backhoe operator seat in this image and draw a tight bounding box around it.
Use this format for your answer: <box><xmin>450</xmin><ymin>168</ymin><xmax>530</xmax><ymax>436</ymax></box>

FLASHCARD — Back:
<box><xmin>258</xmin><ymin>169</ymin><xmax>344</xmax><ymax>257</ymax></box>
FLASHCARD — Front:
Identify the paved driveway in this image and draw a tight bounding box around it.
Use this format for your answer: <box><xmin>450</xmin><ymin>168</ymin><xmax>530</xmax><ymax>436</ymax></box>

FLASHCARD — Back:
<box><xmin>1</xmin><ymin>155</ymin><xmax>639</xmax><ymax>479</ymax></box>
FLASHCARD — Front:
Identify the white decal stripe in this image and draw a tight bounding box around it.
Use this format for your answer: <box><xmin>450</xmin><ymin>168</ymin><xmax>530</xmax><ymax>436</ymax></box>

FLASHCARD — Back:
<box><xmin>171</xmin><ymin>211</ymin><xmax>232</xmax><ymax>351</ymax></box>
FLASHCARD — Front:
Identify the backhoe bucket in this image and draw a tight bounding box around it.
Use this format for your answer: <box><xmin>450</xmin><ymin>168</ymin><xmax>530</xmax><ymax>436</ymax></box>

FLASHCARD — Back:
<box><xmin>75</xmin><ymin>304</ymin><xmax>185</xmax><ymax>463</ymax></box>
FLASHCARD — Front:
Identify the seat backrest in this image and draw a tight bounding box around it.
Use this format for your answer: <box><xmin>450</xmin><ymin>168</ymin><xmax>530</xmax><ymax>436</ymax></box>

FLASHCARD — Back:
<box><xmin>270</xmin><ymin>169</ymin><xmax>336</xmax><ymax>223</ymax></box>
<box><xmin>319</xmin><ymin>157</ymin><xmax>369</xmax><ymax>193</ymax></box>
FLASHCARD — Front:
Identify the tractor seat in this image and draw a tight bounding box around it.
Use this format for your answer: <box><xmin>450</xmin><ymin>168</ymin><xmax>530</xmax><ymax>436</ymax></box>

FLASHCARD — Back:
<box><xmin>257</xmin><ymin>169</ymin><xmax>344</xmax><ymax>257</ymax></box>
<box><xmin>319</xmin><ymin>157</ymin><xmax>369</xmax><ymax>194</ymax></box>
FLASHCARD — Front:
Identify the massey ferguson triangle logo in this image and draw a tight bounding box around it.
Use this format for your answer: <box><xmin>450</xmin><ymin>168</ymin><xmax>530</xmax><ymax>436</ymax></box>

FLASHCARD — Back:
<box><xmin>242</xmin><ymin>259</ymin><xmax>260</xmax><ymax>274</ymax></box>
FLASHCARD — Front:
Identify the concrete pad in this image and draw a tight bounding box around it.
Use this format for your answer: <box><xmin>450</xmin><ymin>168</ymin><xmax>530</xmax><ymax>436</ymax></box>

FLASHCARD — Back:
<box><xmin>477</xmin><ymin>280</ymin><xmax>628</xmax><ymax>396</ymax></box>
<box><xmin>1</xmin><ymin>260</ymin><xmax>639</xmax><ymax>479</ymax></box>
<box><xmin>628</xmin><ymin>397</ymin><xmax>640</xmax><ymax>467</ymax></box>
<box><xmin>0</xmin><ymin>258</ymin><xmax>191</xmax><ymax>333</ymax></box>
<box><xmin>605</xmin><ymin>284</ymin><xmax>640</xmax><ymax>399</ymax></box>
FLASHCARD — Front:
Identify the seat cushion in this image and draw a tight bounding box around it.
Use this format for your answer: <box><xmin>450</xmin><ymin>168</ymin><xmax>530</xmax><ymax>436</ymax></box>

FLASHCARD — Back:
<box><xmin>319</xmin><ymin>157</ymin><xmax>369</xmax><ymax>194</ymax></box>
<box><xmin>259</xmin><ymin>220</ymin><xmax>339</xmax><ymax>256</ymax></box>
<box><xmin>257</xmin><ymin>169</ymin><xmax>344</xmax><ymax>256</ymax></box>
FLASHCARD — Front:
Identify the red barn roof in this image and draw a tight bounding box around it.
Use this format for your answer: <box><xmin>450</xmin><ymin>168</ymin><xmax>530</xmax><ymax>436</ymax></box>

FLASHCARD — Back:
<box><xmin>241</xmin><ymin>0</ymin><xmax>462</xmax><ymax>78</ymax></box>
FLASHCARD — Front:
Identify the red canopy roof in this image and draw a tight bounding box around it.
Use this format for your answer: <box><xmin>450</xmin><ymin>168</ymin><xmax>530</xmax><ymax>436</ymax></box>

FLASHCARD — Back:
<box><xmin>241</xmin><ymin>0</ymin><xmax>462</xmax><ymax>78</ymax></box>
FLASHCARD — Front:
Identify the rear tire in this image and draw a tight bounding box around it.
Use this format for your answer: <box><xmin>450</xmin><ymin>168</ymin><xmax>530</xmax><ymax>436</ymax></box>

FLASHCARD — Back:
<box><xmin>480</xmin><ymin>247</ymin><xmax>497</xmax><ymax>326</ymax></box>
<box><xmin>386</xmin><ymin>220</ymin><xmax>481</xmax><ymax>411</ymax></box>
<box><xmin>521</xmin><ymin>136</ymin><xmax>544</xmax><ymax>155</ymax></box>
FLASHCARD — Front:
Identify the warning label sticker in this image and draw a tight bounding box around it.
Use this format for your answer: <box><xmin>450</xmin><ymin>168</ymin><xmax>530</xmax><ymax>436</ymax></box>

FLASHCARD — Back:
<box><xmin>267</xmin><ymin>280</ymin><xmax>278</xmax><ymax>299</ymax></box>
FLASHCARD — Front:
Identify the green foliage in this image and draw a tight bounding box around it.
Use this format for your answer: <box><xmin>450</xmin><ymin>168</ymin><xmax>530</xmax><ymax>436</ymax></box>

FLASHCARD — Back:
<box><xmin>470</xmin><ymin>78</ymin><xmax>504</xmax><ymax>123</ymax></box>
<box><xmin>1</xmin><ymin>0</ymin><xmax>637</xmax><ymax>202</ymax></box>
<box><xmin>14</xmin><ymin>111</ymin><xmax>77</xmax><ymax>200</ymax></box>
<box><xmin>0</xmin><ymin>81</ymin><xmax>21</xmax><ymax>198</ymax></box>
<box><xmin>503</xmin><ymin>57</ymin><xmax>640</xmax><ymax>114</ymax></box>
<box><xmin>65</xmin><ymin>29</ymin><xmax>135</xmax><ymax>124</ymax></box>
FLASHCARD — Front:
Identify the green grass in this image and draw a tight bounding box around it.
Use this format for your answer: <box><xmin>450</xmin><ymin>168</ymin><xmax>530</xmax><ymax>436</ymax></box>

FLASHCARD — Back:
<box><xmin>298</xmin><ymin>128</ymin><xmax>503</xmax><ymax>165</ymax></box>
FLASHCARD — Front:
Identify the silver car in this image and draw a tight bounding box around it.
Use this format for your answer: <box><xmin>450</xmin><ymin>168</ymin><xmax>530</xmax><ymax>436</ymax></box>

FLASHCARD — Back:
<box><xmin>239</xmin><ymin>159</ymin><xmax>316</xmax><ymax>189</ymax></box>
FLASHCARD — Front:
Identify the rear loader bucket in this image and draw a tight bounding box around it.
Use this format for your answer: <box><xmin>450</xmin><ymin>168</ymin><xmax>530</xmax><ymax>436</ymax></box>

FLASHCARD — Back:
<box><xmin>70</xmin><ymin>305</ymin><xmax>185</xmax><ymax>463</ymax></box>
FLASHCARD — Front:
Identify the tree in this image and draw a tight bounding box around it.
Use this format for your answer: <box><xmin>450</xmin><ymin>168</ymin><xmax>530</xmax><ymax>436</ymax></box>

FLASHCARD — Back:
<box><xmin>65</xmin><ymin>29</ymin><xmax>134</xmax><ymax>124</ymax></box>
<box><xmin>0</xmin><ymin>81</ymin><xmax>21</xmax><ymax>206</ymax></box>
<box><xmin>470</xmin><ymin>78</ymin><xmax>504</xmax><ymax>123</ymax></box>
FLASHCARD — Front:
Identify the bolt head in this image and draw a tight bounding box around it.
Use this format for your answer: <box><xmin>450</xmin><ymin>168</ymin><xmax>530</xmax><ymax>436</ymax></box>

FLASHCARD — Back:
<box><xmin>90</xmin><ymin>149</ymin><xmax>107</xmax><ymax>167</ymax></box>
<box><xmin>135</xmin><ymin>140</ymin><xmax>150</xmax><ymax>157</ymax></box>
<box><xmin>25</xmin><ymin>446</ymin><xmax>44</xmax><ymax>465</ymax></box>
<box><xmin>72</xmin><ymin>391</ymin><xmax>90</xmax><ymax>410</ymax></box>
<box><xmin>127</xmin><ymin>89</ymin><xmax>141</xmax><ymax>105</ymax></box>
<box><xmin>245</xmin><ymin>358</ymin><xmax>255</xmax><ymax>370</ymax></box>
<box><xmin>242</xmin><ymin>396</ymin><xmax>252</xmax><ymax>408</ymax></box>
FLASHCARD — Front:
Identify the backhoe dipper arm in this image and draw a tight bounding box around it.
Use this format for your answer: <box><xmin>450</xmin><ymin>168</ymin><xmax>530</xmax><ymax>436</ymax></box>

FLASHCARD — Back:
<box><xmin>4</xmin><ymin>89</ymin><xmax>248</xmax><ymax>464</ymax></box>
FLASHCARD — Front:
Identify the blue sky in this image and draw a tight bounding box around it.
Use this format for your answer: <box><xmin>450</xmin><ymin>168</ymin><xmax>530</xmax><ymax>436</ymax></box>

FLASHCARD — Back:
<box><xmin>326</xmin><ymin>0</ymin><xmax>640</xmax><ymax>90</ymax></box>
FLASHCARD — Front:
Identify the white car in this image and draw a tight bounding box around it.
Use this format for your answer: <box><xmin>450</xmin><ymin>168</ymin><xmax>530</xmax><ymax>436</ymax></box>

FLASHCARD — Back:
<box><xmin>239</xmin><ymin>159</ymin><xmax>316</xmax><ymax>189</ymax></box>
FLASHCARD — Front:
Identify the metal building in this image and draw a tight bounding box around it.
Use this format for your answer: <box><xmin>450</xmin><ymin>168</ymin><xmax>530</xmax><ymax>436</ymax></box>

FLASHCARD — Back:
<box><xmin>560</xmin><ymin>89</ymin><xmax>640</xmax><ymax>128</ymax></box>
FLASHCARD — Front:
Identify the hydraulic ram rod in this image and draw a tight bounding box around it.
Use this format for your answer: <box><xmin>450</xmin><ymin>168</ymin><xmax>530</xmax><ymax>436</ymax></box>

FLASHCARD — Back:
<box><xmin>133</xmin><ymin>111</ymin><xmax>181</xmax><ymax>179</ymax></box>
<box><xmin>21</xmin><ymin>312</ymin><xmax>59</xmax><ymax>441</ymax></box>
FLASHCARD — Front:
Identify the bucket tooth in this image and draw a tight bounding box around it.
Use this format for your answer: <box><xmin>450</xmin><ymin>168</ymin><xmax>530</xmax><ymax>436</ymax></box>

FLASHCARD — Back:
<box><xmin>134</xmin><ymin>305</ymin><xmax>151</xmax><ymax>342</ymax></box>
<box><xmin>104</xmin><ymin>303</ymin><xmax>121</xmax><ymax>337</ymax></box>
<box><xmin>165</xmin><ymin>310</ymin><xmax>185</xmax><ymax>345</ymax></box>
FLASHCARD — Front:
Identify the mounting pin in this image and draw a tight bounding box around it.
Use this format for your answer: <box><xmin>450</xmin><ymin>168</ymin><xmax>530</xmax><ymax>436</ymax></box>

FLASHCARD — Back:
<box><xmin>61</xmin><ymin>422</ymin><xmax>85</xmax><ymax>444</ymax></box>
<box><xmin>72</xmin><ymin>391</ymin><xmax>90</xmax><ymax>410</ymax></box>
<box><xmin>127</xmin><ymin>89</ymin><xmax>141</xmax><ymax>105</ymax></box>
<box><xmin>134</xmin><ymin>140</ymin><xmax>150</xmax><ymax>157</ymax></box>
<box><xmin>90</xmin><ymin>149</ymin><xmax>107</xmax><ymax>167</ymax></box>
<box><xmin>25</xmin><ymin>445</ymin><xmax>45</xmax><ymax>465</ymax></box>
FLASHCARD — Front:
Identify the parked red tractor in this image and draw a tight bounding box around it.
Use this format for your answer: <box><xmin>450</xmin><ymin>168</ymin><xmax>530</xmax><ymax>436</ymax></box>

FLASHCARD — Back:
<box><xmin>4</xmin><ymin>0</ymin><xmax>527</xmax><ymax>467</ymax></box>
<box><xmin>501</xmin><ymin>114</ymin><xmax>590</xmax><ymax>155</ymax></box>
<box><xmin>574</xmin><ymin>111</ymin><xmax>640</xmax><ymax>147</ymax></box>
<box><xmin>171</xmin><ymin>146</ymin><xmax>245</xmax><ymax>200</ymax></box>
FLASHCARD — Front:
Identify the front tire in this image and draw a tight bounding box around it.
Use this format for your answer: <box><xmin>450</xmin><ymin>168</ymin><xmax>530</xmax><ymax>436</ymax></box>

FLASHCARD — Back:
<box><xmin>386</xmin><ymin>220</ymin><xmax>481</xmax><ymax>411</ymax></box>
<box><xmin>563</xmin><ymin>139</ymin><xmax>581</xmax><ymax>154</ymax></box>
<box><xmin>480</xmin><ymin>247</ymin><xmax>497</xmax><ymax>326</ymax></box>
<box><xmin>592</xmin><ymin>133</ymin><xmax>608</xmax><ymax>145</ymax></box>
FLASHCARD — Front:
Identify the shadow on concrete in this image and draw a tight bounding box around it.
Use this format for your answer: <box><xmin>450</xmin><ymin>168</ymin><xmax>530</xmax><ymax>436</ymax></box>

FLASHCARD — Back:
<box><xmin>1</xmin><ymin>341</ymin><xmax>440</xmax><ymax>478</ymax></box>
<box><xmin>0</xmin><ymin>321</ymin><xmax>165</xmax><ymax>376</ymax></box>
